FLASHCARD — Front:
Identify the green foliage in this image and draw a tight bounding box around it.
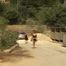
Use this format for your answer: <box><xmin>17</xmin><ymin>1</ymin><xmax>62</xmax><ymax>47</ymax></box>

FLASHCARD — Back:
<box><xmin>0</xmin><ymin>2</ymin><xmax>6</xmax><ymax>16</ymax></box>
<box><xmin>56</xmin><ymin>7</ymin><xmax>66</xmax><ymax>27</ymax></box>
<box><xmin>10</xmin><ymin>0</ymin><xmax>17</xmax><ymax>5</ymax></box>
<box><xmin>0</xmin><ymin>17</ymin><xmax>9</xmax><ymax>25</ymax></box>
<box><xmin>59</xmin><ymin>0</ymin><xmax>64</xmax><ymax>4</ymax></box>
<box><xmin>0</xmin><ymin>0</ymin><xmax>65</xmax><ymax>25</ymax></box>
<box><xmin>0</xmin><ymin>29</ymin><xmax>18</xmax><ymax>50</ymax></box>
<box><xmin>36</xmin><ymin>3</ymin><xmax>64</xmax><ymax>26</ymax></box>
<box><xmin>5</xmin><ymin>10</ymin><xmax>18</xmax><ymax>19</ymax></box>
<box><xmin>41</xmin><ymin>0</ymin><xmax>59</xmax><ymax>6</ymax></box>
<box><xmin>18</xmin><ymin>0</ymin><xmax>38</xmax><ymax>19</ymax></box>
<box><xmin>36</xmin><ymin>3</ymin><xmax>66</xmax><ymax>28</ymax></box>
<box><xmin>5</xmin><ymin>10</ymin><xmax>19</xmax><ymax>24</ymax></box>
<box><xmin>17</xmin><ymin>0</ymin><xmax>58</xmax><ymax>22</ymax></box>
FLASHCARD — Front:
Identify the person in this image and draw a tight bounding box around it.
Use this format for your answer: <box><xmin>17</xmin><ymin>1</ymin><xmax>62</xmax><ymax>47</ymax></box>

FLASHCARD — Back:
<box><xmin>24</xmin><ymin>33</ymin><xmax>28</xmax><ymax>44</ymax></box>
<box><xmin>31</xmin><ymin>30</ymin><xmax>37</xmax><ymax>48</ymax></box>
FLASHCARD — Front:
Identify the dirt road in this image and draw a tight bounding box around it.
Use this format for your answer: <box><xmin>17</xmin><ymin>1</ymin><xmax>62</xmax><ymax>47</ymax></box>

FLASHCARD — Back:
<box><xmin>0</xmin><ymin>33</ymin><xmax>66</xmax><ymax>66</ymax></box>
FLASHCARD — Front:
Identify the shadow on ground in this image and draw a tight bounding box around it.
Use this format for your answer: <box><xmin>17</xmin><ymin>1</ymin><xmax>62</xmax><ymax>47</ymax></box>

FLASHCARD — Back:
<box><xmin>0</xmin><ymin>46</ymin><xmax>34</xmax><ymax>63</ymax></box>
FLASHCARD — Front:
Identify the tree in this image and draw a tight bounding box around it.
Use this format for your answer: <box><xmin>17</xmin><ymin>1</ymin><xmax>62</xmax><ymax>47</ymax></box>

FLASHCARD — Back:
<box><xmin>36</xmin><ymin>3</ymin><xmax>64</xmax><ymax>26</ymax></box>
<box><xmin>10</xmin><ymin>0</ymin><xmax>17</xmax><ymax>6</ymax></box>
<box><xmin>56</xmin><ymin>7</ymin><xmax>66</xmax><ymax>27</ymax></box>
<box><xmin>5</xmin><ymin>0</ymin><xmax>65</xmax><ymax>25</ymax></box>
<box><xmin>17</xmin><ymin>0</ymin><xmax>59</xmax><ymax>21</ymax></box>
<box><xmin>59</xmin><ymin>0</ymin><xmax>64</xmax><ymax>4</ymax></box>
<box><xmin>5</xmin><ymin>10</ymin><xmax>19</xmax><ymax>24</ymax></box>
<box><xmin>0</xmin><ymin>2</ymin><xmax>6</xmax><ymax>16</ymax></box>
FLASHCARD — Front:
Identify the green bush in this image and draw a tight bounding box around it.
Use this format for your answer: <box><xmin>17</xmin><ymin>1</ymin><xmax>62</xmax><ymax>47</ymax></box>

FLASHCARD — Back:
<box><xmin>0</xmin><ymin>30</ymin><xmax>18</xmax><ymax>50</ymax></box>
<box><xmin>5</xmin><ymin>10</ymin><xmax>19</xmax><ymax>24</ymax></box>
<box><xmin>36</xmin><ymin>3</ymin><xmax>64</xmax><ymax>27</ymax></box>
<box><xmin>0</xmin><ymin>17</ymin><xmax>9</xmax><ymax>25</ymax></box>
<box><xmin>0</xmin><ymin>2</ymin><xmax>6</xmax><ymax>16</ymax></box>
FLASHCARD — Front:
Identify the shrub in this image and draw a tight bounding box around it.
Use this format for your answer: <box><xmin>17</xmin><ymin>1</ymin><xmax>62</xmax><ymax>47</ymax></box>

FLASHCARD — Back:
<box><xmin>0</xmin><ymin>2</ymin><xmax>5</xmax><ymax>16</ymax></box>
<box><xmin>0</xmin><ymin>17</ymin><xmax>9</xmax><ymax>25</ymax></box>
<box><xmin>0</xmin><ymin>29</ymin><xmax>18</xmax><ymax>50</ymax></box>
<box><xmin>5</xmin><ymin>10</ymin><xmax>19</xmax><ymax>24</ymax></box>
